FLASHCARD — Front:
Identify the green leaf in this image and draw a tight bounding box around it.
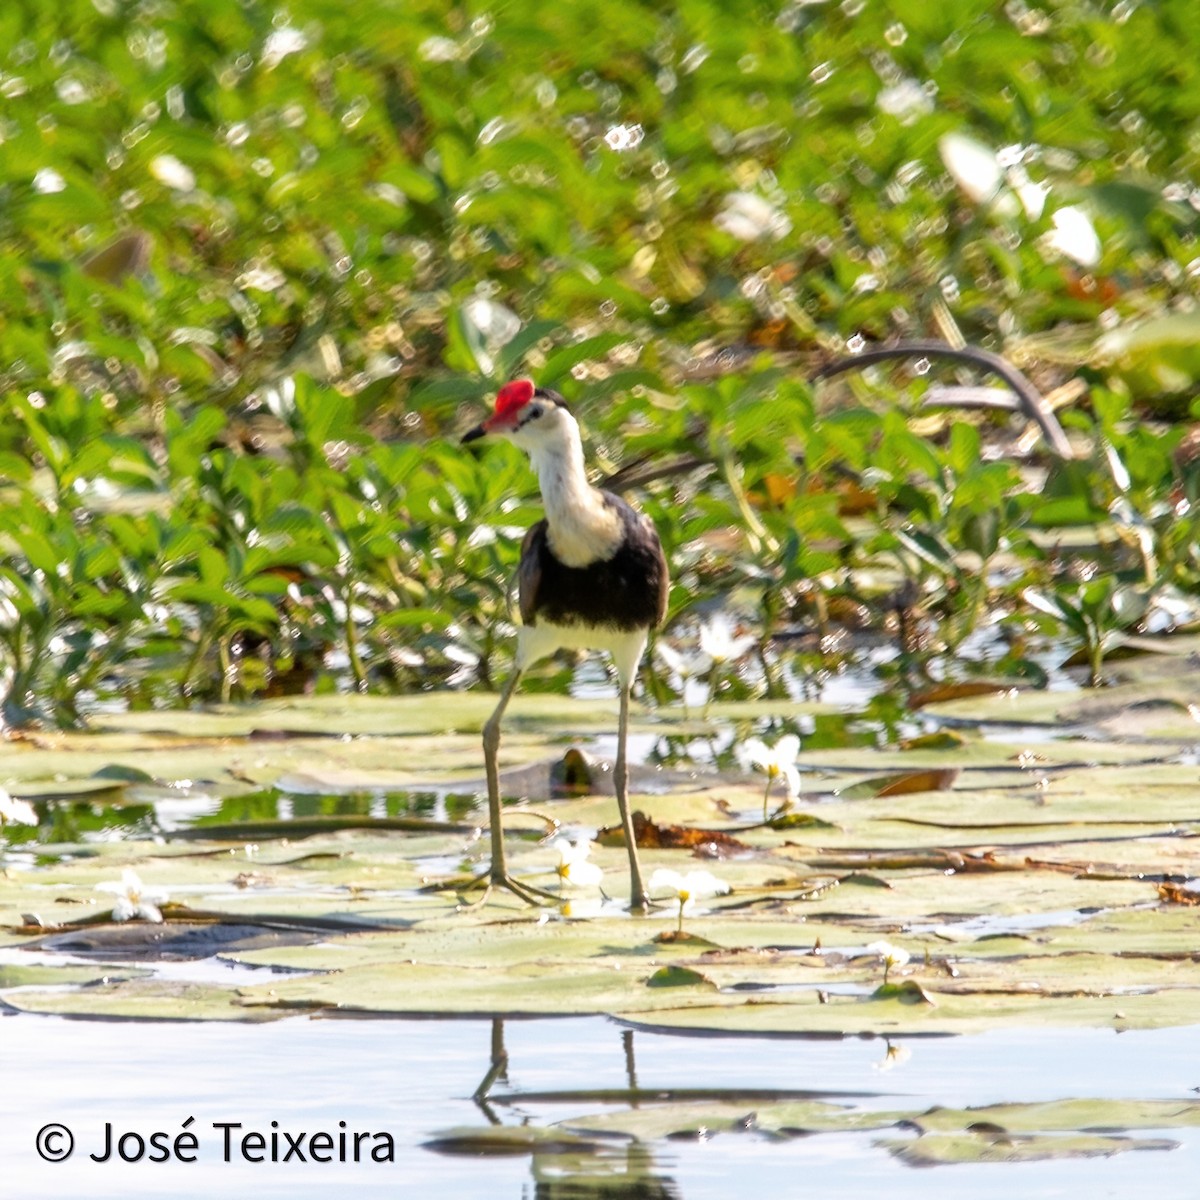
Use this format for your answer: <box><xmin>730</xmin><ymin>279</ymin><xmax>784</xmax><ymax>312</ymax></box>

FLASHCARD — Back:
<box><xmin>646</xmin><ymin>965</ymin><xmax>716</xmax><ymax>989</ymax></box>
<box><xmin>539</xmin><ymin>334</ymin><xmax>633</xmax><ymax>387</ymax></box>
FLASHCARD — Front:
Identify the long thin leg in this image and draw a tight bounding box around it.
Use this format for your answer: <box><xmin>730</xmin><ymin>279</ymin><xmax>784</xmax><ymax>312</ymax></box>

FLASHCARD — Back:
<box><xmin>472</xmin><ymin>668</ymin><xmax>557</xmax><ymax>905</ymax></box>
<box><xmin>615</xmin><ymin>682</ymin><xmax>649</xmax><ymax>911</ymax></box>
<box><xmin>472</xmin><ymin>1018</ymin><xmax>509</xmax><ymax>1119</ymax></box>
<box><xmin>482</xmin><ymin>668</ymin><xmax>522</xmax><ymax>883</ymax></box>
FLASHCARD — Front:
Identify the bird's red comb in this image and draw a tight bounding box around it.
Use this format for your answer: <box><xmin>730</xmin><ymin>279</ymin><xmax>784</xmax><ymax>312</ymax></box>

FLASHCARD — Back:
<box><xmin>494</xmin><ymin>379</ymin><xmax>535</xmax><ymax>420</ymax></box>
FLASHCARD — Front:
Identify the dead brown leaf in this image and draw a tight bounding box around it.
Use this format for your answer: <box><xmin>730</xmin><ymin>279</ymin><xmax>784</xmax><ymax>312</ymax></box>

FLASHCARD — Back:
<box><xmin>910</xmin><ymin>681</ymin><xmax>1008</xmax><ymax>708</ymax></box>
<box><xmin>597</xmin><ymin>811</ymin><xmax>750</xmax><ymax>852</ymax></box>
<box><xmin>1158</xmin><ymin>881</ymin><xmax>1200</xmax><ymax>905</ymax></box>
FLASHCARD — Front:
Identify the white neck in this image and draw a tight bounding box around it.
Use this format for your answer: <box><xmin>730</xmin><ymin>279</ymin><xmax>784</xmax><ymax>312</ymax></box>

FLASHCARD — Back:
<box><xmin>527</xmin><ymin>420</ymin><xmax>622</xmax><ymax>567</ymax></box>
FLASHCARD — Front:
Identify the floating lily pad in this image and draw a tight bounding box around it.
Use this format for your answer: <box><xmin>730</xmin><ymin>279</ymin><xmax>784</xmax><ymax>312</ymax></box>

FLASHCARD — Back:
<box><xmin>2</xmin><ymin>689</ymin><xmax>1200</xmax><ymax>1035</ymax></box>
<box><xmin>4</xmin><ymin>978</ymin><xmax>286</xmax><ymax>1022</ymax></box>
<box><xmin>559</xmin><ymin>1099</ymin><xmax>899</xmax><ymax>1141</ymax></box>
<box><xmin>25</xmin><ymin>920</ymin><xmax>325</xmax><ymax>961</ymax></box>
<box><xmin>0</xmin><ymin>962</ymin><xmax>132</xmax><ymax>989</ymax></box>
<box><xmin>553</xmin><ymin>1095</ymin><xmax>1200</xmax><ymax>1160</ymax></box>
<box><xmin>880</xmin><ymin>1130</ymin><xmax>1178</xmax><ymax>1165</ymax></box>
<box><xmin>423</xmin><ymin>1125</ymin><xmax>608</xmax><ymax>1157</ymax></box>
<box><xmin>646</xmin><ymin>965</ymin><xmax>716</xmax><ymax>989</ymax></box>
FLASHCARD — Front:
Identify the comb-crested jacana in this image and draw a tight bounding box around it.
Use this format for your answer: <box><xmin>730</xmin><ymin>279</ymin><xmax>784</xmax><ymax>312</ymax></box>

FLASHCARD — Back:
<box><xmin>461</xmin><ymin>381</ymin><xmax>668</xmax><ymax>910</ymax></box>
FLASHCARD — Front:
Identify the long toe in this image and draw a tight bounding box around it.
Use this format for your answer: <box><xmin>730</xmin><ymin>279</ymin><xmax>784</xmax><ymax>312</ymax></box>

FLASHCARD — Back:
<box><xmin>466</xmin><ymin>871</ymin><xmax>560</xmax><ymax>907</ymax></box>
<box><xmin>503</xmin><ymin>875</ymin><xmax>562</xmax><ymax>905</ymax></box>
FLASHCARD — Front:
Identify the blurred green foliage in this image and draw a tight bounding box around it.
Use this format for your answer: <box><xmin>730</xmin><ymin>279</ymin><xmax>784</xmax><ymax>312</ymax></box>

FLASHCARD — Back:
<box><xmin>1</xmin><ymin>0</ymin><xmax>1200</xmax><ymax>724</ymax></box>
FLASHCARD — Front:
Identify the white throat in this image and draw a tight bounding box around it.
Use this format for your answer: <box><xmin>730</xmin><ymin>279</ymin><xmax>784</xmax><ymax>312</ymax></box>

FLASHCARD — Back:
<box><xmin>526</xmin><ymin>421</ymin><xmax>622</xmax><ymax>567</ymax></box>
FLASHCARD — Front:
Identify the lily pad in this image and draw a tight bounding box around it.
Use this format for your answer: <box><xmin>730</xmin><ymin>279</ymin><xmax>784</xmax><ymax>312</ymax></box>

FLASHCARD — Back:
<box><xmin>552</xmin><ymin>1095</ymin><xmax>1200</xmax><ymax>1162</ymax></box>
<box><xmin>2</xmin><ymin>689</ymin><xmax>1200</xmax><ymax>1035</ymax></box>
<box><xmin>646</xmin><ymin>965</ymin><xmax>716</xmax><ymax>989</ymax></box>
<box><xmin>880</xmin><ymin>1130</ymin><xmax>1178</xmax><ymax>1165</ymax></box>
<box><xmin>423</xmin><ymin>1125</ymin><xmax>607</xmax><ymax>1157</ymax></box>
<box><xmin>25</xmin><ymin>920</ymin><xmax>325</xmax><ymax>961</ymax></box>
<box><xmin>559</xmin><ymin>1099</ymin><xmax>899</xmax><ymax>1141</ymax></box>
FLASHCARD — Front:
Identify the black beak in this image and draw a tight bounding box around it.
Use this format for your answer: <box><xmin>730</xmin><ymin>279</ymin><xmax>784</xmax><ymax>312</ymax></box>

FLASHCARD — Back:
<box><xmin>461</xmin><ymin>424</ymin><xmax>487</xmax><ymax>444</ymax></box>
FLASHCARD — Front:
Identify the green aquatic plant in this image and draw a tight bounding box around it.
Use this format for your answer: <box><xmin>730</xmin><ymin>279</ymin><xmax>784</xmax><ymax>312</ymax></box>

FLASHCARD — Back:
<box><xmin>1024</xmin><ymin>579</ymin><xmax>1150</xmax><ymax>688</ymax></box>
<box><xmin>866</xmin><ymin>940</ymin><xmax>911</xmax><ymax>988</ymax></box>
<box><xmin>0</xmin><ymin>0</ymin><xmax>1193</xmax><ymax>727</ymax></box>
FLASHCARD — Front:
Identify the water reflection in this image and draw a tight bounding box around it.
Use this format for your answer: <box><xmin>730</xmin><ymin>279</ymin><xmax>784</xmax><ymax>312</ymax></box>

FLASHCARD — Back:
<box><xmin>532</xmin><ymin>1147</ymin><xmax>681</xmax><ymax>1200</ymax></box>
<box><xmin>0</xmin><ymin>706</ymin><xmax>885</xmax><ymax>855</ymax></box>
<box><xmin>457</xmin><ymin>1022</ymin><xmax>684</xmax><ymax>1198</ymax></box>
<box><xmin>5</xmin><ymin>1010</ymin><xmax>1200</xmax><ymax>1198</ymax></box>
<box><xmin>0</xmin><ymin>784</ymin><xmax>484</xmax><ymax>853</ymax></box>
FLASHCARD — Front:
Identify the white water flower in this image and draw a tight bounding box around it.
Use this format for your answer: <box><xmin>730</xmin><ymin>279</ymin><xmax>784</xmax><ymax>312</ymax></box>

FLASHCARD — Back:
<box><xmin>262</xmin><ymin>26</ymin><xmax>308</xmax><ymax>70</ymax></box>
<box><xmin>698</xmin><ymin>614</ymin><xmax>755</xmax><ymax>665</ymax></box>
<box><xmin>1045</xmin><ymin>204</ymin><xmax>1101</xmax><ymax>267</ymax></box>
<box><xmin>649</xmin><ymin>867</ymin><xmax>730</xmax><ymax>933</ymax></box>
<box><xmin>714</xmin><ymin>191</ymin><xmax>792</xmax><ymax>241</ymax></box>
<box><xmin>32</xmin><ymin>167</ymin><xmax>66</xmax><ymax>195</ymax></box>
<box><xmin>866</xmin><ymin>939</ymin><xmax>911</xmax><ymax>984</ymax></box>
<box><xmin>939</xmin><ymin>132</ymin><xmax>1004</xmax><ymax>206</ymax></box>
<box><xmin>0</xmin><ymin>788</ymin><xmax>37</xmax><ymax>827</ymax></box>
<box><xmin>940</xmin><ymin>132</ymin><xmax>1059</xmax><ymax>225</ymax></box>
<box><xmin>656</xmin><ymin>641</ymin><xmax>713</xmax><ymax>716</ymax></box>
<box><xmin>697</xmin><ymin>614</ymin><xmax>756</xmax><ymax>714</ymax></box>
<box><xmin>1008</xmin><ymin>164</ymin><xmax>1048</xmax><ymax>220</ymax></box>
<box><xmin>550</xmin><ymin>836</ymin><xmax>604</xmax><ymax>889</ymax></box>
<box><xmin>656</xmin><ymin>640</ymin><xmax>714</xmax><ymax>678</ymax></box>
<box><xmin>657</xmin><ymin>643</ymin><xmax>710</xmax><ymax>715</ymax></box>
<box><xmin>737</xmin><ymin>735</ymin><xmax>801</xmax><ymax>819</ymax></box>
<box><xmin>97</xmin><ymin>869</ymin><xmax>167</xmax><ymax>923</ymax></box>
<box><xmin>149</xmin><ymin>154</ymin><xmax>195</xmax><ymax>192</ymax></box>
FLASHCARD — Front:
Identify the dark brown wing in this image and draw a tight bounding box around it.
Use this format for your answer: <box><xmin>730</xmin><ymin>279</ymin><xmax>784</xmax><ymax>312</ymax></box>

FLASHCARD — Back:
<box><xmin>517</xmin><ymin>519</ymin><xmax>548</xmax><ymax>627</ymax></box>
<box><xmin>642</xmin><ymin>510</ymin><xmax>670</xmax><ymax>629</ymax></box>
<box><xmin>516</xmin><ymin>502</ymin><xmax>667</xmax><ymax>632</ymax></box>
<box><xmin>598</xmin><ymin>493</ymin><xmax>668</xmax><ymax>632</ymax></box>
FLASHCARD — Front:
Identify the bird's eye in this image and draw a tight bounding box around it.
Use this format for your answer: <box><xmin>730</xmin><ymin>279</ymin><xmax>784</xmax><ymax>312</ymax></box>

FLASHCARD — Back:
<box><xmin>527</xmin><ymin>403</ymin><xmax>544</xmax><ymax>419</ymax></box>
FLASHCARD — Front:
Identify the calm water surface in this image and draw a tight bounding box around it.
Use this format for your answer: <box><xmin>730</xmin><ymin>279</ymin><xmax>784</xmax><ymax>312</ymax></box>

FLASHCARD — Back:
<box><xmin>3</xmin><ymin>1012</ymin><xmax>1199</xmax><ymax>1198</ymax></box>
